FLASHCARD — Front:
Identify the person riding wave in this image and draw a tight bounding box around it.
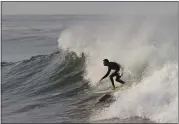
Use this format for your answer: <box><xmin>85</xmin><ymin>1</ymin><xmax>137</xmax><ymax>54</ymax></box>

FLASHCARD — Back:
<box><xmin>99</xmin><ymin>59</ymin><xmax>125</xmax><ymax>90</ymax></box>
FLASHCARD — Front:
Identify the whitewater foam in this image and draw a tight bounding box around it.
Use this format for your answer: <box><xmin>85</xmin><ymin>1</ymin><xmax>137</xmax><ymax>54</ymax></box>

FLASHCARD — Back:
<box><xmin>57</xmin><ymin>15</ymin><xmax>178</xmax><ymax>123</ymax></box>
<box><xmin>91</xmin><ymin>62</ymin><xmax>178</xmax><ymax>123</ymax></box>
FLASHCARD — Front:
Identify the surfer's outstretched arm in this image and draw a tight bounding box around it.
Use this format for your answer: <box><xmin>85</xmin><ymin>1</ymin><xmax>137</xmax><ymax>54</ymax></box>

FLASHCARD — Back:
<box><xmin>100</xmin><ymin>68</ymin><xmax>111</xmax><ymax>81</ymax></box>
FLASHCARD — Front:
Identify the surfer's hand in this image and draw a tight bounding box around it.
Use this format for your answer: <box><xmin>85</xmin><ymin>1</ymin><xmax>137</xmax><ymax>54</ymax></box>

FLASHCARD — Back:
<box><xmin>100</xmin><ymin>78</ymin><xmax>103</xmax><ymax>82</ymax></box>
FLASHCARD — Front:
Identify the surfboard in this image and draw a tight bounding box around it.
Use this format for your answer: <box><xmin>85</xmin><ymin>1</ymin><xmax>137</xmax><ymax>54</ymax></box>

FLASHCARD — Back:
<box><xmin>94</xmin><ymin>85</ymin><xmax>123</xmax><ymax>94</ymax></box>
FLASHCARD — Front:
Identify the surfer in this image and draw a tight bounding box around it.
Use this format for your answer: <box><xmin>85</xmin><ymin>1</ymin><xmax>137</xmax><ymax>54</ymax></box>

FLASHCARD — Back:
<box><xmin>99</xmin><ymin>59</ymin><xmax>125</xmax><ymax>90</ymax></box>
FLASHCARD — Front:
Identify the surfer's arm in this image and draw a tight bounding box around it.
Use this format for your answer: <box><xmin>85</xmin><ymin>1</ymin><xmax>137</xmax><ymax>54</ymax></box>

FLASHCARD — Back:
<box><xmin>100</xmin><ymin>68</ymin><xmax>111</xmax><ymax>81</ymax></box>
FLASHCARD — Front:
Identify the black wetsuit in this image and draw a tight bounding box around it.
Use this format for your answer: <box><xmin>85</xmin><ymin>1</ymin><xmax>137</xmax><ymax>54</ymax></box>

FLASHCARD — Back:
<box><xmin>101</xmin><ymin>62</ymin><xmax>125</xmax><ymax>89</ymax></box>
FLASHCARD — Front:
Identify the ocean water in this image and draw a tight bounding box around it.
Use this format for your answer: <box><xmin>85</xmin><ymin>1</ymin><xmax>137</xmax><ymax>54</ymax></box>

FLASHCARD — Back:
<box><xmin>2</xmin><ymin>15</ymin><xmax>178</xmax><ymax>123</ymax></box>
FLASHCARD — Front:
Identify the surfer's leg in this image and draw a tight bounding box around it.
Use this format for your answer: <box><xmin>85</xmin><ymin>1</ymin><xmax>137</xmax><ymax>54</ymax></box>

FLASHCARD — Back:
<box><xmin>115</xmin><ymin>73</ymin><xmax>125</xmax><ymax>84</ymax></box>
<box><xmin>110</xmin><ymin>73</ymin><xmax>116</xmax><ymax>89</ymax></box>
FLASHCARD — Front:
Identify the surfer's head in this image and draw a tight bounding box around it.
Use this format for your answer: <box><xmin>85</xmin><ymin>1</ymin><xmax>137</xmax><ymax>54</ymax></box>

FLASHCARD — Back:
<box><xmin>103</xmin><ymin>59</ymin><xmax>109</xmax><ymax>66</ymax></box>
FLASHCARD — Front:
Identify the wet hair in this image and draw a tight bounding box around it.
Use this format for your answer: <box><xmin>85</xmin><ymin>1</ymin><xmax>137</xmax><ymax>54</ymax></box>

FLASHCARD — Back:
<box><xmin>103</xmin><ymin>59</ymin><xmax>109</xmax><ymax>63</ymax></box>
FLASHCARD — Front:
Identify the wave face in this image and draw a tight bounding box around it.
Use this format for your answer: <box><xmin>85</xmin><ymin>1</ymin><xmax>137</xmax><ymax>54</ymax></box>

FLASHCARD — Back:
<box><xmin>58</xmin><ymin>15</ymin><xmax>178</xmax><ymax>123</ymax></box>
<box><xmin>2</xmin><ymin>51</ymin><xmax>97</xmax><ymax>123</ymax></box>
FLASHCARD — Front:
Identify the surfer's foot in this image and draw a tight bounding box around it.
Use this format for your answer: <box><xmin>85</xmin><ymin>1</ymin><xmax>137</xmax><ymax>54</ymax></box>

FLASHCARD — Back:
<box><xmin>117</xmin><ymin>79</ymin><xmax>125</xmax><ymax>84</ymax></box>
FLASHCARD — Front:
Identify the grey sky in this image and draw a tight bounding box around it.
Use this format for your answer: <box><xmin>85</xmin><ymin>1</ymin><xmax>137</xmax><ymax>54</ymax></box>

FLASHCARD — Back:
<box><xmin>2</xmin><ymin>2</ymin><xmax>178</xmax><ymax>15</ymax></box>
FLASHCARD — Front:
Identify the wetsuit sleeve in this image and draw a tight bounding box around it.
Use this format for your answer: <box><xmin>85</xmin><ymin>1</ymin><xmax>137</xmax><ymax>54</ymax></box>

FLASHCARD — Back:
<box><xmin>100</xmin><ymin>67</ymin><xmax>111</xmax><ymax>81</ymax></box>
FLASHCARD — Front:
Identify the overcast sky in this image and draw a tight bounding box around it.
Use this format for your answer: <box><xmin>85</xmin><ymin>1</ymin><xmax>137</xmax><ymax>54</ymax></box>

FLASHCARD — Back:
<box><xmin>2</xmin><ymin>2</ymin><xmax>178</xmax><ymax>15</ymax></box>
